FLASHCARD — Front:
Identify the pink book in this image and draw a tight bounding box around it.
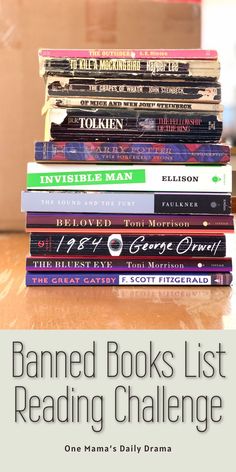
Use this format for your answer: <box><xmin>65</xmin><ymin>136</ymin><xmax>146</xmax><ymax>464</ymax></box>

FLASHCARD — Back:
<box><xmin>39</xmin><ymin>49</ymin><xmax>218</xmax><ymax>60</ymax></box>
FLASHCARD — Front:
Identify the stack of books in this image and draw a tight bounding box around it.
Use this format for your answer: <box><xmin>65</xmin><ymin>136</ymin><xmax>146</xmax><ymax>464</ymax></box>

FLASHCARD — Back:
<box><xmin>21</xmin><ymin>48</ymin><xmax>233</xmax><ymax>287</ymax></box>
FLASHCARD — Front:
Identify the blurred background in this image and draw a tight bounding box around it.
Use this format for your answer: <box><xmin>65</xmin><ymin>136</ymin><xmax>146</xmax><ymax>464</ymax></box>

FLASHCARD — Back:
<box><xmin>0</xmin><ymin>0</ymin><xmax>235</xmax><ymax>231</ymax></box>
<box><xmin>202</xmin><ymin>0</ymin><xmax>236</xmax><ymax>144</ymax></box>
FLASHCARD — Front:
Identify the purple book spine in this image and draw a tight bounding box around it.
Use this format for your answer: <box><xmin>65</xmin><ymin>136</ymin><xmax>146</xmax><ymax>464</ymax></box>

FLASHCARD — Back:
<box><xmin>26</xmin><ymin>257</ymin><xmax>233</xmax><ymax>273</ymax></box>
<box><xmin>26</xmin><ymin>213</ymin><xmax>234</xmax><ymax>231</ymax></box>
<box><xmin>26</xmin><ymin>272</ymin><xmax>233</xmax><ymax>286</ymax></box>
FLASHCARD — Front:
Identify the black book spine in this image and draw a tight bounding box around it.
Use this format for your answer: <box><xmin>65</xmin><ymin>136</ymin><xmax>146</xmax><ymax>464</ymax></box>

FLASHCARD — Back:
<box><xmin>30</xmin><ymin>233</ymin><xmax>226</xmax><ymax>258</ymax></box>
<box><xmin>154</xmin><ymin>194</ymin><xmax>231</xmax><ymax>214</ymax></box>
<box><xmin>49</xmin><ymin>108</ymin><xmax>222</xmax><ymax>143</ymax></box>
<box><xmin>43</xmin><ymin>58</ymin><xmax>218</xmax><ymax>80</ymax></box>
<box><xmin>47</xmin><ymin>79</ymin><xmax>221</xmax><ymax>103</ymax></box>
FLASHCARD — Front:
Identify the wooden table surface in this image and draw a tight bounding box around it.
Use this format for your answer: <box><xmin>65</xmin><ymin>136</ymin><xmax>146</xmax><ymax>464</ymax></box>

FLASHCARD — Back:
<box><xmin>0</xmin><ymin>232</ymin><xmax>235</xmax><ymax>330</ymax></box>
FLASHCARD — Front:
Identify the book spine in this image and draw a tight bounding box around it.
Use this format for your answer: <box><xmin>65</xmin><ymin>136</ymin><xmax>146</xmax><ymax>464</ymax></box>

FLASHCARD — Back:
<box><xmin>48</xmin><ymin>108</ymin><xmax>223</xmax><ymax>143</ymax></box>
<box><xmin>26</xmin><ymin>213</ymin><xmax>234</xmax><ymax>232</ymax></box>
<box><xmin>26</xmin><ymin>272</ymin><xmax>233</xmax><ymax>286</ymax></box>
<box><xmin>39</xmin><ymin>49</ymin><xmax>218</xmax><ymax>60</ymax></box>
<box><xmin>41</xmin><ymin>59</ymin><xmax>219</xmax><ymax>80</ymax></box>
<box><xmin>29</xmin><ymin>233</ymin><xmax>226</xmax><ymax>257</ymax></box>
<box><xmin>35</xmin><ymin>142</ymin><xmax>230</xmax><ymax>164</ymax></box>
<box><xmin>45</xmin><ymin>97</ymin><xmax>222</xmax><ymax>112</ymax></box>
<box><xmin>26</xmin><ymin>164</ymin><xmax>231</xmax><ymax>193</ymax></box>
<box><xmin>28</xmin><ymin>165</ymin><xmax>231</xmax><ymax>192</ymax></box>
<box><xmin>26</xmin><ymin>257</ymin><xmax>233</xmax><ymax>273</ymax></box>
<box><xmin>46</xmin><ymin>78</ymin><xmax>221</xmax><ymax>103</ymax></box>
<box><xmin>154</xmin><ymin>193</ymin><xmax>231</xmax><ymax>214</ymax></box>
<box><xmin>21</xmin><ymin>192</ymin><xmax>232</xmax><ymax>215</ymax></box>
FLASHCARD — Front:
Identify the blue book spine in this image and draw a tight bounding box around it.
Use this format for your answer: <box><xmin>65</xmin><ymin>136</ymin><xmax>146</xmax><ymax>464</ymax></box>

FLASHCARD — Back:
<box><xmin>35</xmin><ymin>142</ymin><xmax>230</xmax><ymax>164</ymax></box>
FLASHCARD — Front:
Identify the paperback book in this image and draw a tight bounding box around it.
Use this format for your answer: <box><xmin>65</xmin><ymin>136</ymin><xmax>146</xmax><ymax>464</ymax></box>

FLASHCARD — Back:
<box><xmin>44</xmin><ymin>98</ymin><xmax>223</xmax><ymax>112</ymax></box>
<box><xmin>26</xmin><ymin>256</ymin><xmax>233</xmax><ymax>273</ymax></box>
<box><xmin>26</xmin><ymin>213</ymin><xmax>234</xmax><ymax>233</ymax></box>
<box><xmin>35</xmin><ymin>142</ymin><xmax>230</xmax><ymax>164</ymax></box>
<box><xmin>45</xmin><ymin>77</ymin><xmax>221</xmax><ymax>103</ymax></box>
<box><xmin>26</xmin><ymin>272</ymin><xmax>233</xmax><ymax>286</ymax></box>
<box><xmin>21</xmin><ymin>192</ymin><xmax>232</xmax><ymax>215</ymax></box>
<box><xmin>45</xmin><ymin>107</ymin><xmax>223</xmax><ymax>143</ymax></box>
<box><xmin>39</xmin><ymin>49</ymin><xmax>219</xmax><ymax>60</ymax></box>
<box><xmin>40</xmin><ymin>58</ymin><xmax>220</xmax><ymax>80</ymax></box>
<box><xmin>30</xmin><ymin>233</ymin><xmax>227</xmax><ymax>257</ymax></box>
<box><xmin>26</xmin><ymin>163</ymin><xmax>232</xmax><ymax>192</ymax></box>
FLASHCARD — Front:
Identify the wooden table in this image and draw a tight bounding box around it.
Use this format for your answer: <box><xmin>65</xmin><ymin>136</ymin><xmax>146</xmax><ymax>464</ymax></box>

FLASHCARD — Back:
<box><xmin>0</xmin><ymin>233</ymin><xmax>235</xmax><ymax>330</ymax></box>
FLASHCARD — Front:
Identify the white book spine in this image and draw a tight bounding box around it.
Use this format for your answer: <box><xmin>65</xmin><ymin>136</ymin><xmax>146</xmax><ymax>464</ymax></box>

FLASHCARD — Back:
<box><xmin>26</xmin><ymin>163</ymin><xmax>232</xmax><ymax>193</ymax></box>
